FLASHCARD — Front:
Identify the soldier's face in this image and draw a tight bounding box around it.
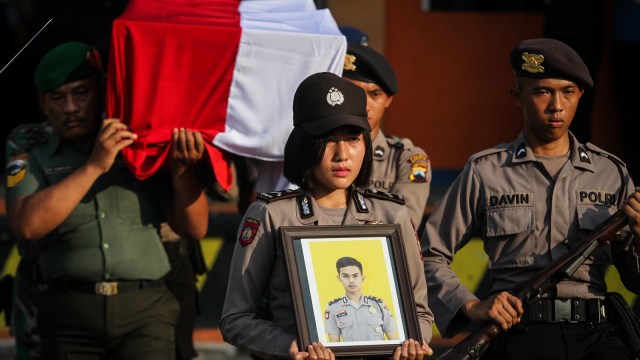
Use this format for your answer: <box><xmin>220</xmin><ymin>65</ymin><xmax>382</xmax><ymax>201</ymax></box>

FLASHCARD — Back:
<box><xmin>511</xmin><ymin>77</ymin><xmax>583</xmax><ymax>148</ymax></box>
<box><xmin>312</xmin><ymin>126</ymin><xmax>365</xmax><ymax>198</ymax></box>
<box><xmin>344</xmin><ymin>78</ymin><xmax>393</xmax><ymax>140</ymax></box>
<box><xmin>337</xmin><ymin>266</ymin><xmax>365</xmax><ymax>294</ymax></box>
<box><xmin>39</xmin><ymin>77</ymin><xmax>103</xmax><ymax>144</ymax></box>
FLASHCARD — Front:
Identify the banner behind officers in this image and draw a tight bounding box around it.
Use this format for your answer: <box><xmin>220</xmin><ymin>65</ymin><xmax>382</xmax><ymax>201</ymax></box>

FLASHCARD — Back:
<box><xmin>422</xmin><ymin>38</ymin><xmax>640</xmax><ymax>359</ymax></box>
<box><xmin>5</xmin><ymin>41</ymin><xmax>209</xmax><ymax>359</ymax></box>
<box><xmin>220</xmin><ymin>72</ymin><xmax>434</xmax><ymax>360</ymax></box>
<box><xmin>342</xmin><ymin>43</ymin><xmax>431</xmax><ymax>225</ymax></box>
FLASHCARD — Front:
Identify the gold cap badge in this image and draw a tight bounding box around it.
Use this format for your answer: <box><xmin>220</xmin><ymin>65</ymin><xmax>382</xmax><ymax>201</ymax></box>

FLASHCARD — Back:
<box><xmin>521</xmin><ymin>52</ymin><xmax>545</xmax><ymax>74</ymax></box>
<box><xmin>344</xmin><ymin>53</ymin><xmax>356</xmax><ymax>71</ymax></box>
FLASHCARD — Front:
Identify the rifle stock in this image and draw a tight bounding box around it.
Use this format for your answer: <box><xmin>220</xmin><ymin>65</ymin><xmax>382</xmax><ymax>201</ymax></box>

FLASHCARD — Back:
<box><xmin>436</xmin><ymin>209</ymin><xmax>629</xmax><ymax>360</ymax></box>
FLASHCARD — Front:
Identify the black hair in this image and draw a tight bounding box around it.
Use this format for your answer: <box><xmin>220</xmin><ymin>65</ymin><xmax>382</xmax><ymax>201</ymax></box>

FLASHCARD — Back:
<box><xmin>335</xmin><ymin>256</ymin><xmax>363</xmax><ymax>274</ymax></box>
<box><xmin>283</xmin><ymin>125</ymin><xmax>372</xmax><ymax>190</ymax></box>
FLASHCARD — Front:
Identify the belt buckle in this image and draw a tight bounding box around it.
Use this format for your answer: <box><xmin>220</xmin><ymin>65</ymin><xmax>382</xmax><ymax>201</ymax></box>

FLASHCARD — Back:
<box><xmin>554</xmin><ymin>299</ymin><xmax>573</xmax><ymax>322</ymax></box>
<box><xmin>95</xmin><ymin>282</ymin><xmax>118</xmax><ymax>296</ymax></box>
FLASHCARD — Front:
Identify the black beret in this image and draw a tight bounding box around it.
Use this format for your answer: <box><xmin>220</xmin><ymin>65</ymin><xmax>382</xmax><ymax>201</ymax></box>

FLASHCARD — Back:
<box><xmin>293</xmin><ymin>72</ymin><xmax>370</xmax><ymax>136</ymax></box>
<box><xmin>342</xmin><ymin>43</ymin><xmax>398</xmax><ymax>95</ymax></box>
<box><xmin>510</xmin><ymin>38</ymin><xmax>593</xmax><ymax>88</ymax></box>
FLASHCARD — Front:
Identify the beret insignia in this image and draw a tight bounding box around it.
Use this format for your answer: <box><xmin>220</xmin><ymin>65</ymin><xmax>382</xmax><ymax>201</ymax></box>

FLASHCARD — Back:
<box><xmin>239</xmin><ymin>217</ymin><xmax>260</xmax><ymax>247</ymax></box>
<box><xmin>344</xmin><ymin>53</ymin><xmax>356</xmax><ymax>71</ymax></box>
<box><xmin>521</xmin><ymin>52</ymin><xmax>545</xmax><ymax>74</ymax></box>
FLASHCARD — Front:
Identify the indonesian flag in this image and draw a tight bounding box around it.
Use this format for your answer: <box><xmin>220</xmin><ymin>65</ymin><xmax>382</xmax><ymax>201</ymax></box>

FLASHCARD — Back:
<box><xmin>106</xmin><ymin>0</ymin><xmax>346</xmax><ymax>190</ymax></box>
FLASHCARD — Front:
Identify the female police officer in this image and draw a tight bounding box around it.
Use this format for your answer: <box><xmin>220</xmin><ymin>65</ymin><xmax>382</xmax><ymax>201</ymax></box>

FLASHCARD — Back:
<box><xmin>220</xmin><ymin>72</ymin><xmax>434</xmax><ymax>360</ymax></box>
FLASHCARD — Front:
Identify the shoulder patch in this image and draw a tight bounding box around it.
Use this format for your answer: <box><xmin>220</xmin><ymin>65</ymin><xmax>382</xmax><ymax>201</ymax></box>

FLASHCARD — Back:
<box><xmin>256</xmin><ymin>189</ymin><xmax>300</xmax><ymax>203</ymax></box>
<box><xmin>363</xmin><ymin>189</ymin><xmax>405</xmax><ymax>205</ymax></box>
<box><xmin>6</xmin><ymin>156</ymin><xmax>28</xmax><ymax>188</ymax></box>
<box><xmin>408</xmin><ymin>153</ymin><xmax>429</xmax><ymax>183</ymax></box>
<box><xmin>585</xmin><ymin>143</ymin><xmax>627</xmax><ymax>168</ymax></box>
<box><xmin>468</xmin><ymin>144</ymin><xmax>509</xmax><ymax>163</ymax></box>
<box><xmin>238</xmin><ymin>217</ymin><xmax>260</xmax><ymax>247</ymax></box>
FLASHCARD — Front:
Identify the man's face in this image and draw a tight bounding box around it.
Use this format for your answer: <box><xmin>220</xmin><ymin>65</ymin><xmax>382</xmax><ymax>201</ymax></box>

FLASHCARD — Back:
<box><xmin>39</xmin><ymin>77</ymin><xmax>103</xmax><ymax>144</ymax></box>
<box><xmin>343</xmin><ymin>78</ymin><xmax>393</xmax><ymax>140</ymax></box>
<box><xmin>337</xmin><ymin>265</ymin><xmax>365</xmax><ymax>295</ymax></box>
<box><xmin>511</xmin><ymin>77</ymin><xmax>583</xmax><ymax>148</ymax></box>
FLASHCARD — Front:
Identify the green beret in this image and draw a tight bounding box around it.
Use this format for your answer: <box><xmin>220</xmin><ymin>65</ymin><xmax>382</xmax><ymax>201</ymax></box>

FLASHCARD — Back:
<box><xmin>343</xmin><ymin>43</ymin><xmax>398</xmax><ymax>95</ymax></box>
<box><xmin>34</xmin><ymin>41</ymin><xmax>103</xmax><ymax>93</ymax></box>
<box><xmin>510</xmin><ymin>38</ymin><xmax>593</xmax><ymax>88</ymax></box>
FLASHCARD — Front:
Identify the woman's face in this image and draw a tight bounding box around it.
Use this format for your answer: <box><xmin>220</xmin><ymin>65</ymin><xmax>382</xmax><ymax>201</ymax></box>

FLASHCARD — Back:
<box><xmin>311</xmin><ymin>126</ymin><xmax>365</xmax><ymax>198</ymax></box>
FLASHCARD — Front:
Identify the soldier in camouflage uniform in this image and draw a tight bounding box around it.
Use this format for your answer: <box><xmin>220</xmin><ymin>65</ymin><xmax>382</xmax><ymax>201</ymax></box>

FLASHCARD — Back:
<box><xmin>5</xmin><ymin>122</ymin><xmax>51</xmax><ymax>360</ymax></box>
<box><xmin>324</xmin><ymin>257</ymin><xmax>397</xmax><ymax>342</ymax></box>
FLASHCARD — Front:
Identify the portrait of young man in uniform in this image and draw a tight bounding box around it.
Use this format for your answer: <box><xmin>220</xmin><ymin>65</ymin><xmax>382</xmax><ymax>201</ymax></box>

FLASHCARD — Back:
<box><xmin>324</xmin><ymin>256</ymin><xmax>398</xmax><ymax>343</ymax></box>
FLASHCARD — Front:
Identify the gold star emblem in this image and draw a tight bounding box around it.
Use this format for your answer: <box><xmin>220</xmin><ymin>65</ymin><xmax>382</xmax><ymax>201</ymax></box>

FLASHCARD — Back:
<box><xmin>521</xmin><ymin>52</ymin><xmax>545</xmax><ymax>74</ymax></box>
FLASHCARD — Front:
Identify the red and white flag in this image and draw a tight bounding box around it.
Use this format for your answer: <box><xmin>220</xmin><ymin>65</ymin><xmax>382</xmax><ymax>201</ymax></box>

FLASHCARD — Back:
<box><xmin>107</xmin><ymin>0</ymin><xmax>346</xmax><ymax>190</ymax></box>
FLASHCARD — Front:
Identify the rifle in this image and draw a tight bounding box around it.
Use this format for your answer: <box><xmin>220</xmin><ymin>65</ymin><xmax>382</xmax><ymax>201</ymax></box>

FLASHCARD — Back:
<box><xmin>438</xmin><ymin>209</ymin><xmax>629</xmax><ymax>360</ymax></box>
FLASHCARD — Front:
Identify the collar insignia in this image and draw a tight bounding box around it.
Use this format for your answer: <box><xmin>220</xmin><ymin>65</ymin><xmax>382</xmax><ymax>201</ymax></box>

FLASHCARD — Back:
<box><xmin>521</xmin><ymin>52</ymin><xmax>545</xmax><ymax>74</ymax></box>
<box><xmin>344</xmin><ymin>53</ymin><xmax>356</xmax><ymax>71</ymax></box>
<box><xmin>374</xmin><ymin>146</ymin><xmax>385</xmax><ymax>158</ymax></box>
<box><xmin>578</xmin><ymin>146</ymin><xmax>591</xmax><ymax>164</ymax></box>
<box><xmin>326</xmin><ymin>87</ymin><xmax>344</xmax><ymax>106</ymax></box>
<box><xmin>353</xmin><ymin>191</ymin><xmax>369</xmax><ymax>213</ymax></box>
<box><xmin>515</xmin><ymin>144</ymin><xmax>527</xmax><ymax>159</ymax></box>
<box><xmin>297</xmin><ymin>195</ymin><xmax>314</xmax><ymax>218</ymax></box>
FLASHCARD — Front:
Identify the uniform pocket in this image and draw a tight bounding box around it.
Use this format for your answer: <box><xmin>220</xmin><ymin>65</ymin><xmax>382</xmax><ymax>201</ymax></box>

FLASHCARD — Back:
<box><xmin>485</xmin><ymin>206</ymin><xmax>534</xmax><ymax>237</ymax></box>
<box><xmin>576</xmin><ymin>203</ymin><xmax>616</xmax><ymax>231</ymax></box>
<box><xmin>485</xmin><ymin>206</ymin><xmax>535</xmax><ymax>268</ymax></box>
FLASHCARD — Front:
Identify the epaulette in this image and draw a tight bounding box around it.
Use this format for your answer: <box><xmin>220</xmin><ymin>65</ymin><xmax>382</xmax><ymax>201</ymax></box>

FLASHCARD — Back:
<box><xmin>363</xmin><ymin>189</ymin><xmax>405</xmax><ymax>205</ymax></box>
<box><xmin>468</xmin><ymin>144</ymin><xmax>509</xmax><ymax>163</ymax></box>
<box><xmin>256</xmin><ymin>189</ymin><xmax>301</xmax><ymax>203</ymax></box>
<box><xmin>365</xmin><ymin>295</ymin><xmax>384</xmax><ymax>305</ymax></box>
<box><xmin>328</xmin><ymin>297</ymin><xmax>345</xmax><ymax>306</ymax></box>
<box><xmin>385</xmin><ymin>134</ymin><xmax>405</xmax><ymax>149</ymax></box>
<box><xmin>585</xmin><ymin>143</ymin><xmax>627</xmax><ymax>168</ymax></box>
<box><xmin>6</xmin><ymin>122</ymin><xmax>51</xmax><ymax>158</ymax></box>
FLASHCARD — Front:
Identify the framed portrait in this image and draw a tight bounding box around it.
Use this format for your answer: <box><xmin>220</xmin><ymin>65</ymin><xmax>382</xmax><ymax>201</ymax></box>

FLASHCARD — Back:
<box><xmin>280</xmin><ymin>224</ymin><xmax>422</xmax><ymax>358</ymax></box>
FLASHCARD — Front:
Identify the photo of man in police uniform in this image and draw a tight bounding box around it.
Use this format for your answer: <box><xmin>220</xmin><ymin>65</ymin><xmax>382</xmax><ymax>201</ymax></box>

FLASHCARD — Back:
<box><xmin>324</xmin><ymin>256</ymin><xmax>399</xmax><ymax>342</ymax></box>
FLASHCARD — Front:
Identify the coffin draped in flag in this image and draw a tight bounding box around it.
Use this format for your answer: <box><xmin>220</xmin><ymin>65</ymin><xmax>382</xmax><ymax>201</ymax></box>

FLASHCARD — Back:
<box><xmin>106</xmin><ymin>0</ymin><xmax>346</xmax><ymax>190</ymax></box>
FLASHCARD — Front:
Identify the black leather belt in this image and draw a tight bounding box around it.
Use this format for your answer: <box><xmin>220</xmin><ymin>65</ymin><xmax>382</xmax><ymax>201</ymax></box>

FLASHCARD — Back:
<box><xmin>48</xmin><ymin>279</ymin><xmax>165</xmax><ymax>296</ymax></box>
<box><xmin>527</xmin><ymin>298</ymin><xmax>607</xmax><ymax>324</ymax></box>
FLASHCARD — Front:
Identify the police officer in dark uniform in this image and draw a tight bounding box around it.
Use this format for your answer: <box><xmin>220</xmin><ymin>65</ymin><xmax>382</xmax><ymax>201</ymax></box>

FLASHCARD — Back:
<box><xmin>423</xmin><ymin>38</ymin><xmax>640</xmax><ymax>359</ymax></box>
<box><xmin>342</xmin><ymin>43</ymin><xmax>431</xmax><ymax>224</ymax></box>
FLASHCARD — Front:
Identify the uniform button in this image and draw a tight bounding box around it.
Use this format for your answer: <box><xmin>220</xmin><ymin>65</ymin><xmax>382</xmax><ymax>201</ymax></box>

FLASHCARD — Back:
<box><xmin>103</xmin><ymin>243</ymin><xmax>110</xmax><ymax>250</ymax></box>
<box><xmin>99</xmin><ymin>212</ymin><xmax>107</xmax><ymax>219</ymax></box>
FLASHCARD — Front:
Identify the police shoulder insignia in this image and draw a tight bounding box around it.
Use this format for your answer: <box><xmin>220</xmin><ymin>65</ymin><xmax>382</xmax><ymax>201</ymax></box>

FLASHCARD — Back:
<box><xmin>469</xmin><ymin>145</ymin><xmax>509</xmax><ymax>163</ymax></box>
<box><xmin>385</xmin><ymin>135</ymin><xmax>404</xmax><ymax>149</ymax></box>
<box><xmin>256</xmin><ymin>189</ymin><xmax>300</xmax><ymax>203</ymax></box>
<box><xmin>365</xmin><ymin>295</ymin><xmax>384</xmax><ymax>304</ymax></box>
<box><xmin>363</xmin><ymin>189</ymin><xmax>405</xmax><ymax>205</ymax></box>
<box><xmin>521</xmin><ymin>52</ymin><xmax>545</xmax><ymax>74</ymax></box>
<box><xmin>408</xmin><ymin>153</ymin><xmax>429</xmax><ymax>183</ymax></box>
<box><xmin>6</xmin><ymin>155</ymin><xmax>29</xmax><ymax>188</ymax></box>
<box><xmin>585</xmin><ymin>143</ymin><xmax>626</xmax><ymax>167</ymax></box>
<box><xmin>328</xmin><ymin>297</ymin><xmax>343</xmax><ymax>306</ymax></box>
<box><xmin>239</xmin><ymin>217</ymin><xmax>260</xmax><ymax>247</ymax></box>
